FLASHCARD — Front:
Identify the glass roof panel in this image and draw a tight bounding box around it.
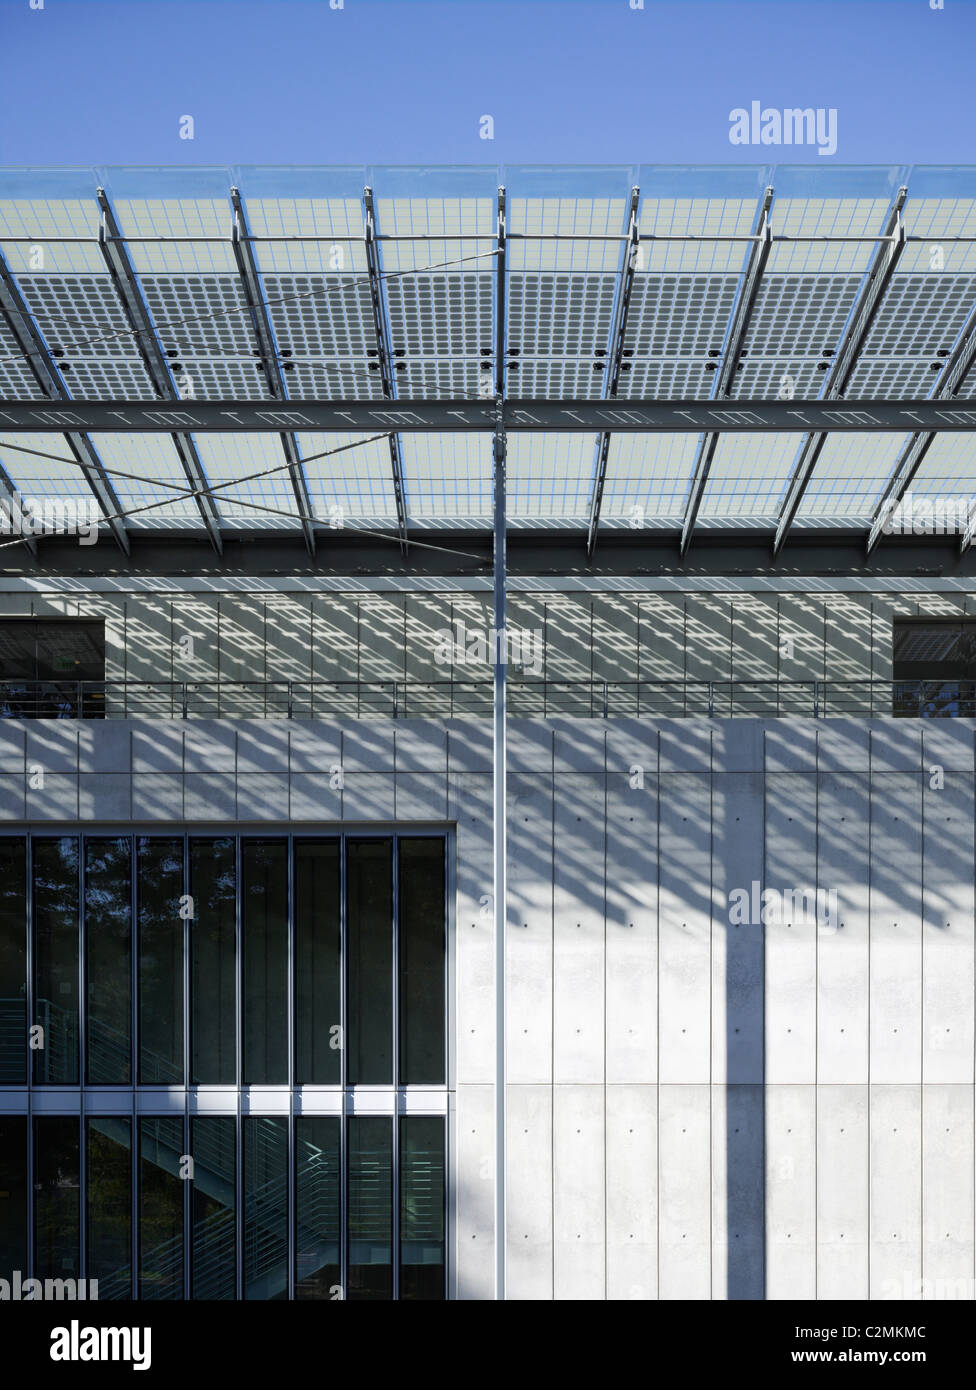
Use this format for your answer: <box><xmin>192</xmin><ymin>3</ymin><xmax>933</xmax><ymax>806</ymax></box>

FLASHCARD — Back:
<box><xmin>112</xmin><ymin>198</ymin><xmax>236</xmax><ymax>274</ymax></box>
<box><xmin>506</xmin><ymin>433</ymin><xmax>594</xmax><ymax>525</ymax></box>
<box><xmin>88</xmin><ymin>433</ymin><xmax>206</xmax><ymax>528</ymax></box>
<box><xmin>908</xmin><ymin>432</ymin><xmax>976</xmax><ymax>499</ymax></box>
<box><xmin>698</xmin><ymin>433</ymin><xmax>805</xmax><ymax>522</ymax></box>
<box><xmin>296</xmin><ymin>431</ymin><xmax>399</xmax><ymax>525</ymax></box>
<box><xmin>793</xmin><ymin>433</ymin><xmax>909</xmax><ymax>525</ymax></box>
<box><xmin>400</xmin><ymin>433</ymin><xmax>491</xmax><ymax>528</ymax></box>
<box><xmin>599</xmin><ymin>433</ymin><xmax>700</xmax><ymax>523</ymax></box>
<box><xmin>193</xmin><ymin>434</ymin><xmax>302</xmax><ymax>528</ymax></box>
<box><xmin>0</xmin><ymin>432</ymin><xmax>96</xmax><ymax>501</ymax></box>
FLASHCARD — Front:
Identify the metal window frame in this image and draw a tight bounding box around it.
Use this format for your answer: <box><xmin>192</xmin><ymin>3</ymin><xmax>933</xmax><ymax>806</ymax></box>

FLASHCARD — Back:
<box><xmin>6</xmin><ymin>825</ymin><xmax>451</xmax><ymax>1303</ymax></box>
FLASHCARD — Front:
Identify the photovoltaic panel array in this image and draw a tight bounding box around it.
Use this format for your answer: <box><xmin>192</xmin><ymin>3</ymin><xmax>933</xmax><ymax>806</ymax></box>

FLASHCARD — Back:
<box><xmin>0</xmin><ymin>165</ymin><xmax>973</xmax><ymax>546</ymax></box>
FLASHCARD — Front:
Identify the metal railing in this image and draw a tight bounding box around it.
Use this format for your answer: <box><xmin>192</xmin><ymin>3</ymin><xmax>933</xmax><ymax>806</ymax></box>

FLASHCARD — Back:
<box><xmin>2</xmin><ymin>677</ymin><xmax>975</xmax><ymax>720</ymax></box>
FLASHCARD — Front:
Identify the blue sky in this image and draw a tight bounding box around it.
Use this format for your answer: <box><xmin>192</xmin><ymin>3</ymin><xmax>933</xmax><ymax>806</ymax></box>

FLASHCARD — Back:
<box><xmin>0</xmin><ymin>0</ymin><xmax>974</xmax><ymax>167</ymax></box>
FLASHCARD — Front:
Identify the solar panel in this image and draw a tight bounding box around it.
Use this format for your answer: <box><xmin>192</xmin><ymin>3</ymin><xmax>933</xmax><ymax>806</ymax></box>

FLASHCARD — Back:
<box><xmin>0</xmin><ymin>166</ymin><xmax>973</xmax><ymax>543</ymax></box>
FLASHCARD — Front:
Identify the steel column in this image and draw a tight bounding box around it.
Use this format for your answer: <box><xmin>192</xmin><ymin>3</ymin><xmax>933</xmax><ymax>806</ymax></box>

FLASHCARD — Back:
<box><xmin>493</xmin><ymin>184</ymin><xmax>507</xmax><ymax>1303</ymax></box>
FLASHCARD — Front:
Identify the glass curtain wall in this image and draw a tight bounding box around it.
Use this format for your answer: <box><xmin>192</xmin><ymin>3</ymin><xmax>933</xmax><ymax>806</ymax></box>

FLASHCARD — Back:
<box><xmin>0</xmin><ymin>832</ymin><xmax>448</xmax><ymax>1301</ymax></box>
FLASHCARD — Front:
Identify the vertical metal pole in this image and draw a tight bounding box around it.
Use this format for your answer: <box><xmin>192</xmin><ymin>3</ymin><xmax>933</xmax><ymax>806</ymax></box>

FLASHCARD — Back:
<box><xmin>493</xmin><ymin>186</ymin><xmax>507</xmax><ymax>1303</ymax></box>
<box><xmin>492</xmin><ymin>402</ymin><xmax>507</xmax><ymax>1302</ymax></box>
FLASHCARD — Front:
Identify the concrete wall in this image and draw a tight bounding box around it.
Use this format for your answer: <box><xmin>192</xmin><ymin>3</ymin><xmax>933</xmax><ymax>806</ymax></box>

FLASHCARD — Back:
<box><xmin>3</xmin><ymin>714</ymin><xmax>973</xmax><ymax>1301</ymax></box>
<box><xmin>2</xmin><ymin>588</ymin><xmax>974</xmax><ymax>717</ymax></box>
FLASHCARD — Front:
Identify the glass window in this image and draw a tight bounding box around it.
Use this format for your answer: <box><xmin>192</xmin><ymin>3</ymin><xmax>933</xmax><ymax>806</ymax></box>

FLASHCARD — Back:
<box><xmin>295</xmin><ymin>1116</ymin><xmax>340</xmax><ymax>1299</ymax></box>
<box><xmin>86</xmin><ymin>1117</ymin><xmax>132</xmax><ymax>1299</ymax></box>
<box><xmin>244</xmin><ymin>1117</ymin><xmax>287</xmax><ymax>1300</ymax></box>
<box><xmin>33</xmin><ymin>837</ymin><xmax>79</xmax><ymax>1084</ymax></box>
<box><xmin>138</xmin><ymin>838</ymin><xmax>184</xmax><ymax>1084</ymax></box>
<box><xmin>242</xmin><ymin>841</ymin><xmax>288</xmax><ymax>1085</ymax></box>
<box><xmin>399</xmin><ymin>1115</ymin><xmax>446</xmax><ymax>1300</ymax></box>
<box><xmin>86</xmin><ymin>837</ymin><xmax>132</xmax><ymax>1084</ymax></box>
<box><xmin>190</xmin><ymin>838</ymin><xmax>236</xmax><ymax>1085</ymax></box>
<box><xmin>398</xmin><ymin>838</ymin><xmax>446</xmax><ymax>1084</ymax></box>
<box><xmin>34</xmin><ymin>1115</ymin><xmax>80</xmax><ymax>1283</ymax></box>
<box><xmin>347</xmin><ymin>1115</ymin><xmax>392</xmax><ymax>1301</ymax></box>
<box><xmin>347</xmin><ymin>841</ymin><xmax>393</xmax><ymax>1084</ymax></box>
<box><xmin>0</xmin><ymin>1116</ymin><xmax>27</xmax><ymax>1281</ymax></box>
<box><xmin>139</xmin><ymin>1116</ymin><xmax>184</xmax><ymax>1300</ymax></box>
<box><xmin>0</xmin><ymin>837</ymin><xmax>26</xmax><ymax>1084</ymax></box>
<box><xmin>295</xmin><ymin>839</ymin><xmax>340</xmax><ymax>1084</ymax></box>
<box><xmin>191</xmin><ymin>1116</ymin><xmax>236</xmax><ymax>1300</ymax></box>
<box><xmin>0</xmin><ymin>619</ymin><xmax>105</xmax><ymax>718</ymax></box>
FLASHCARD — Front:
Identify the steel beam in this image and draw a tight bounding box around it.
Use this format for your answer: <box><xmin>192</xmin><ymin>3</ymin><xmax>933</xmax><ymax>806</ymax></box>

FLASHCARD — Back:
<box><xmin>869</xmin><ymin>299</ymin><xmax>976</xmax><ymax>554</ymax></box>
<box><xmin>230</xmin><ymin>188</ymin><xmax>315</xmax><ymax>554</ymax></box>
<box><xmin>774</xmin><ymin>188</ymin><xmax>909</xmax><ymax>556</ymax></box>
<box><xmin>681</xmin><ymin>186</ymin><xmax>774</xmax><ymax>556</ymax></box>
<box><xmin>4</xmin><ymin>397</ymin><xmax>973</xmax><ymax>435</ymax></box>
<box><xmin>587</xmin><ymin>186</ymin><xmax>640</xmax><ymax>558</ymax></box>
<box><xmin>96</xmin><ymin>188</ymin><xmax>223</xmax><ymax>553</ymax></box>
<box><xmin>0</xmin><ymin>247</ymin><xmax>128</xmax><ymax>553</ymax></box>
<box><xmin>363</xmin><ymin>187</ymin><xmax>408</xmax><ymax>552</ymax></box>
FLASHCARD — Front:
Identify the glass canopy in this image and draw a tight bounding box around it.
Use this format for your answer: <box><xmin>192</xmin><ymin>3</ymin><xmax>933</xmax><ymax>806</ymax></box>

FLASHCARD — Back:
<box><xmin>0</xmin><ymin>164</ymin><xmax>974</xmax><ymax>548</ymax></box>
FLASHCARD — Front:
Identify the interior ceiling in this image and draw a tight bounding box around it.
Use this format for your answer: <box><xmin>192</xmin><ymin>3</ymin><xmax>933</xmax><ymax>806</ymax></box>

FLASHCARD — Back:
<box><xmin>0</xmin><ymin>164</ymin><xmax>974</xmax><ymax>561</ymax></box>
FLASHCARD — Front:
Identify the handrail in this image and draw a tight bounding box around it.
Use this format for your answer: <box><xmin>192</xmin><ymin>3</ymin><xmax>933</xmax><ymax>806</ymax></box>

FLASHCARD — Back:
<box><xmin>2</xmin><ymin>677</ymin><xmax>975</xmax><ymax>720</ymax></box>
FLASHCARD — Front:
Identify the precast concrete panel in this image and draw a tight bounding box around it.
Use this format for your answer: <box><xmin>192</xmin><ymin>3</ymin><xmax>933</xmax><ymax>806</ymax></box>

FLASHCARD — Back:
<box><xmin>554</xmin><ymin>774</ymin><xmax>606</xmax><ymax>1084</ymax></box>
<box><xmin>507</xmin><ymin>1084</ymin><xmax>554</xmax><ymax>1300</ymax></box>
<box><xmin>507</xmin><ymin>770</ymin><xmax>554</xmax><ymax>1086</ymax></box>
<box><xmin>764</xmin><ymin>775</ymin><xmax>819</xmax><ymax>1085</ymax></box>
<box><xmin>658</xmin><ymin>773</ymin><xmax>712</xmax><ymax>1084</ymax></box>
<box><xmin>869</xmin><ymin>774</ymin><xmax>923</xmax><ymax>1083</ymax></box>
<box><xmin>553</xmin><ymin>1085</ymin><xmax>606</xmax><ymax>1300</ymax></box>
<box><xmin>766</xmin><ymin>1083</ymin><xmax>817</xmax><ymax>1299</ymax></box>
<box><xmin>869</xmin><ymin>1084</ymin><xmax>922</xmax><ymax>1298</ymax></box>
<box><xmin>921</xmin><ymin>774</ymin><xmax>975</xmax><ymax>1083</ymax></box>
<box><xmin>816</xmin><ymin>773</ymin><xmax>870</xmax><ymax>1086</ymax></box>
<box><xmin>817</xmin><ymin>1083</ymin><xmax>869</xmax><ymax>1299</ymax></box>
<box><xmin>921</xmin><ymin>1084</ymin><xmax>975</xmax><ymax>1298</ymax></box>
<box><xmin>658</xmin><ymin>1083</ymin><xmax>711</xmax><ymax>1299</ymax></box>
<box><xmin>606</xmin><ymin>1083</ymin><xmax>658</xmax><ymax>1300</ymax></box>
